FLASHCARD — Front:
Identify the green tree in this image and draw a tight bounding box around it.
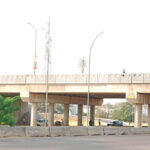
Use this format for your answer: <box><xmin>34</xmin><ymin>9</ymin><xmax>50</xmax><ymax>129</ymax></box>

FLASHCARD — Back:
<box><xmin>0</xmin><ymin>95</ymin><xmax>21</xmax><ymax>126</ymax></box>
<box><xmin>112</xmin><ymin>109</ymin><xmax>121</xmax><ymax>120</ymax></box>
<box><xmin>112</xmin><ymin>102</ymin><xmax>134</xmax><ymax>122</ymax></box>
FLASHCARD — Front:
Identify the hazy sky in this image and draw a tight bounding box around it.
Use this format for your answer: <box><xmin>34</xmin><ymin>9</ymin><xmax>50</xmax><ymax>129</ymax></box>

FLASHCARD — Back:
<box><xmin>0</xmin><ymin>0</ymin><xmax>150</xmax><ymax>75</ymax></box>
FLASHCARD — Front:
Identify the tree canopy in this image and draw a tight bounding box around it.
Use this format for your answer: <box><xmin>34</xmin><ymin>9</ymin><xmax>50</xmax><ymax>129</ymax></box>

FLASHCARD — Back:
<box><xmin>0</xmin><ymin>95</ymin><xmax>21</xmax><ymax>126</ymax></box>
<box><xmin>112</xmin><ymin>102</ymin><xmax>134</xmax><ymax>122</ymax></box>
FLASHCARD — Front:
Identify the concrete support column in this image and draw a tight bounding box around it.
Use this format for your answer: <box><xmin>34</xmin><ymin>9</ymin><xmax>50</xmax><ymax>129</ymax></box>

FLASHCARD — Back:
<box><xmin>147</xmin><ymin>104</ymin><xmax>150</xmax><ymax>127</ymax></box>
<box><xmin>30</xmin><ymin>103</ymin><xmax>37</xmax><ymax>126</ymax></box>
<box><xmin>49</xmin><ymin>103</ymin><xmax>54</xmax><ymax>126</ymax></box>
<box><xmin>90</xmin><ymin>105</ymin><xmax>95</xmax><ymax>126</ymax></box>
<box><xmin>134</xmin><ymin>104</ymin><xmax>142</xmax><ymax>127</ymax></box>
<box><xmin>78</xmin><ymin>104</ymin><xmax>83</xmax><ymax>126</ymax></box>
<box><xmin>64</xmin><ymin>104</ymin><xmax>69</xmax><ymax>126</ymax></box>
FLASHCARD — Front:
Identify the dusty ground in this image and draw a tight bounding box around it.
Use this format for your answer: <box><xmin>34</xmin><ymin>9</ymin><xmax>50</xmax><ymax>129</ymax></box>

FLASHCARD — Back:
<box><xmin>40</xmin><ymin>114</ymin><xmax>102</xmax><ymax>126</ymax></box>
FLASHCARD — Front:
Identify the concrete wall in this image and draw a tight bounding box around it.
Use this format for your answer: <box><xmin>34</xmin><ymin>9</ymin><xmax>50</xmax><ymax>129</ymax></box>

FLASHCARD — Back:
<box><xmin>1</xmin><ymin>126</ymin><xmax>150</xmax><ymax>138</ymax></box>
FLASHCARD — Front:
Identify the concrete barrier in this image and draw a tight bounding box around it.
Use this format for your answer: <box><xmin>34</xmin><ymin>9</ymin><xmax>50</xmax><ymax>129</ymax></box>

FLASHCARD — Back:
<box><xmin>2</xmin><ymin>126</ymin><xmax>150</xmax><ymax>138</ymax></box>
<box><xmin>104</xmin><ymin>127</ymin><xmax>119</xmax><ymax>135</ymax></box>
<box><xmin>131</xmin><ymin>127</ymin><xmax>150</xmax><ymax>134</ymax></box>
<box><xmin>50</xmin><ymin>126</ymin><xmax>70</xmax><ymax>137</ymax></box>
<box><xmin>25</xmin><ymin>126</ymin><xmax>50</xmax><ymax>137</ymax></box>
<box><xmin>0</xmin><ymin>126</ymin><xmax>26</xmax><ymax>137</ymax></box>
<box><xmin>104</xmin><ymin>127</ymin><xmax>133</xmax><ymax>135</ymax></box>
<box><xmin>118</xmin><ymin>127</ymin><xmax>131</xmax><ymax>135</ymax></box>
<box><xmin>69</xmin><ymin>126</ymin><xmax>88</xmax><ymax>136</ymax></box>
<box><xmin>87</xmin><ymin>126</ymin><xmax>104</xmax><ymax>136</ymax></box>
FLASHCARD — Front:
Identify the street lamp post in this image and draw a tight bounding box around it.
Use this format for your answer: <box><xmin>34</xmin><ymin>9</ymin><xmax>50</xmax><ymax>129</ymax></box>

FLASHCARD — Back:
<box><xmin>28</xmin><ymin>22</ymin><xmax>44</xmax><ymax>75</ymax></box>
<box><xmin>87</xmin><ymin>31</ymin><xmax>104</xmax><ymax>126</ymax></box>
<box><xmin>45</xmin><ymin>17</ymin><xmax>51</xmax><ymax>126</ymax></box>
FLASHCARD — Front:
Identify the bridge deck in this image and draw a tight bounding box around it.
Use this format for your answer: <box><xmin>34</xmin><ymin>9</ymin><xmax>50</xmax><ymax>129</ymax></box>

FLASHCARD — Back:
<box><xmin>0</xmin><ymin>74</ymin><xmax>150</xmax><ymax>84</ymax></box>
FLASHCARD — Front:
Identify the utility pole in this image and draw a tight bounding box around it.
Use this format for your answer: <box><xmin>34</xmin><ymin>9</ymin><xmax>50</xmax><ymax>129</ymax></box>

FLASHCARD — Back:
<box><xmin>45</xmin><ymin>17</ymin><xmax>51</xmax><ymax>126</ymax></box>
<box><xmin>28</xmin><ymin>22</ymin><xmax>44</xmax><ymax>75</ymax></box>
<box><xmin>79</xmin><ymin>57</ymin><xmax>86</xmax><ymax>74</ymax></box>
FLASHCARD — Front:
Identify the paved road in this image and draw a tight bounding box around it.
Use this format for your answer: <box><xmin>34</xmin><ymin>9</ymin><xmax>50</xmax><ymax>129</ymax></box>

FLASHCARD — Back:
<box><xmin>1</xmin><ymin>135</ymin><xmax>150</xmax><ymax>150</ymax></box>
<box><xmin>99</xmin><ymin>118</ymin><xmax>111</xmax><ymax>124</ymax></box>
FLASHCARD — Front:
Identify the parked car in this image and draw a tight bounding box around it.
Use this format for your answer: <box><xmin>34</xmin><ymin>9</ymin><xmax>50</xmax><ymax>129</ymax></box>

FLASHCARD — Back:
<box><xmin>37</xmin><ymin>119</ymin><xmax>48</xmax><ymax>126</ymax></box>
<box><xmin>107</xmin><ymin>121</ymin><xmax>123</xmax><ymax>126</ymax></box>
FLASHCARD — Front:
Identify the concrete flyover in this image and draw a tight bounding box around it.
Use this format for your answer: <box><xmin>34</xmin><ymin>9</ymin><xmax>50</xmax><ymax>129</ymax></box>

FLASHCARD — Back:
<box><xmin>0</xmin><ymin>73</ymin><xmax>150</xmax><ymax>127</ymax></box>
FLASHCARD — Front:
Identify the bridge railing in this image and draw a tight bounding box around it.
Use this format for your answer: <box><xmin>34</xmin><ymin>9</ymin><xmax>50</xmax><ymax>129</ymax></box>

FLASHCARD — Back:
<box><xmin>0</xmin><ymin>74</ymin><xmax>150</xmax><ymax>84</ymax></box>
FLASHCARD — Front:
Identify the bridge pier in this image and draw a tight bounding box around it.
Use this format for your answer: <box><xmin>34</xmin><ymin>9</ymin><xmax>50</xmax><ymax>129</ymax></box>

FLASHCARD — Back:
<box><xmin>147</xmin><ymin>104</ymin><xmax>150</xmax><ymax>127</ymax></box>
<box><xmin>129</xmin><ymin>94</ymin><xmax>150</xmax><ymax>128</ymax></box>
<box><xmin>134</xmin><ymin>104</ymin><xmax>142</xmax><ymax>127</ymax></box>
<box><xmin>30</xmin><ymin>103</ymin><xmax>37</xmax><ymax>126</ymax></box>
<box><xmin>90</xmin><ymin>105</ymin><xmax>95</xmax><ymax>126</ymax></box>
<box><xmin>64</xmin><ymin>104</ymin><xmax>69</xmax><ymax>126</ymax></box>
<box><xmin>49</xmin><ymin>103</ymin><xmax>54</xmax><ymax>126</ymax></box>
<box><xmin>78</xmin><ymin>104</ymin><xmax>83</xmax><ymax>126</ymax></box>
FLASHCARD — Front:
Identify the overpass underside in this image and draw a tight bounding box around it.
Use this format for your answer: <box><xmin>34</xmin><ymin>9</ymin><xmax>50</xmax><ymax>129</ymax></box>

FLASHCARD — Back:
<box><xmin>1</xmin><ymin>88</ymin><xmax>150</xmax><ymax>128</ymax></box>
<box><xmin>19</xmin><ymin>89</ymin><xmax>150</xmax><ymax>128</ymax></box>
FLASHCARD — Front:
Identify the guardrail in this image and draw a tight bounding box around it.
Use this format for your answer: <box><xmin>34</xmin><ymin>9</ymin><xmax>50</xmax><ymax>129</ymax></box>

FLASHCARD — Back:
<box><xmin>0</xmin><ymin>74</ymin><xmax>150</xmax><ymax>84</ymax></box>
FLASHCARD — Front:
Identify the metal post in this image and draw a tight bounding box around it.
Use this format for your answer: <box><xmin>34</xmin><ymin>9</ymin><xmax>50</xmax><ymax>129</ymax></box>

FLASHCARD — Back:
<box><xmin>45</xmin><ymin>51</ymin><xmax>49</xmax><ymax>126</ymax></box>
<box><xmin>87</xmin><ymin>31</ymin><xmax>104</xmax><ymax>126</ymax></box>
<box><xmin>45</xmin><ymin>17</ymin><xmax>51</xmax><ymax>126</ymax></box>
<box><xmin>34</xmin><ymin>30</ymin><xmax>37</xmax><ymax>75</ymax></box>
